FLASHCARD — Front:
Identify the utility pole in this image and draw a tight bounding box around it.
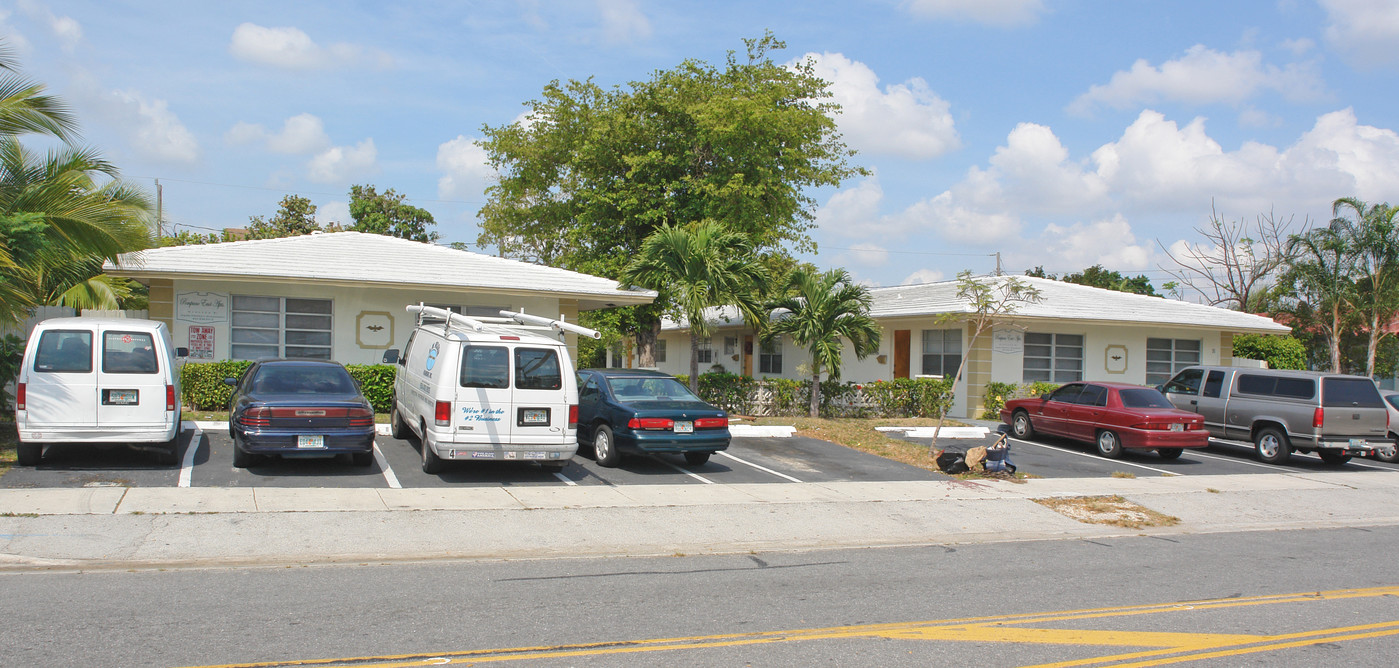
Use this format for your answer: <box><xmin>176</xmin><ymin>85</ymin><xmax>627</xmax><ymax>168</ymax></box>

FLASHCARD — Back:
<box><xmin>155</xmin><ymin>178</ymin><xmax>163</xmax><ymax>241</ymax></box>
<box><xmin>994</xmin><ymin>251</ymin><xmax>1002</xmax><ymax>275</ymax></box>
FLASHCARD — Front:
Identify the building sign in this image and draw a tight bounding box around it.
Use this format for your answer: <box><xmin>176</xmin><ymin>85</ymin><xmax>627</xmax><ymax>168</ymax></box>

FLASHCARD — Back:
<box><xmin>992</xmin><ymin>328</ymin><xmax>1023</xmax><ymax>355</ymax></box>
<box><xmin>188</xmin><ymin>325</ymin><xmax>215</xmax><ymax>359</ymax></box>
<box><xmin>176</xmin><ymin>292</ymin><xmax>229</xmax><ymax>324</ymax></box>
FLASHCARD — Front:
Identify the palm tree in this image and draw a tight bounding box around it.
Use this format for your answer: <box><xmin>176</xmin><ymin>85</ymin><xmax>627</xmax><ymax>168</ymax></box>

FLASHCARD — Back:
<box><xmin>766</xmin><ymin>267</ymin><xmax>880</xmax><ymax>418</ymax></box>
<box><xmin>1331</xmin><ymin>197</ymin><xmax>1399</xmax><ymax>377</ymax></box>
<box><xmin>620</xmin><ymin>221</ymin><xmax>770</xmax><ymax>392</ymax></box>
<box><xmin>1279</xmin><ymin>222</ymin><xmax>1357</xmax><ymax>373</ymax></box>
<box><xmin>0</xmin><ymin>43</ymin><xmax>77</xmax><ymax>142</ymax></box>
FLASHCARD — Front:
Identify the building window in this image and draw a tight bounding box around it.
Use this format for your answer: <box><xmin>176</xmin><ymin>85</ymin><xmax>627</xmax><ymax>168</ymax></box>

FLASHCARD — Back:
<box><xmin>724</xmin><ymin>336</ymin><xmax>738</xmax><ymax>356</ymax></box>
<box><xmin>1023</xmin><ymin>333</ymin><xmax>1083</xmax><ymax>383</ymax></box>
<box><xmin>920</xmin><ymin>329</ymin><xmax>962</xmax><ymax>378</ymax></box>
<box><xmin>231</xmin><ymin>295</ymin><xmax>332</xmax><ymax>361</ymax></box>
<box><xmin>655</xmin><ymin>339</ymin><xmax>666</xmax><ymax>363</ymax></box>
<box><xmin>759</xmin><ymin>337</ymin><xmax>782</xmax><ymax>374</ymax></box>
<box><xmin>696</xmin><ymin>337</ymin><xmax>713</xmax><ymax>364</ymax></box>
<box><xmin>1146</xmin><ymin>338</ymin><xmax>1202</xmax><ymax>387</ymax></box>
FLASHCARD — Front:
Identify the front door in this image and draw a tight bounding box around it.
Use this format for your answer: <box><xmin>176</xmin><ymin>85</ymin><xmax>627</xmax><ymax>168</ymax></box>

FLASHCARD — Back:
<box><xmin>743</xmin><ymin>335</ymin><xmax>753</xmax><ymax>376</ymax></box>
<box><xmin>894</xmin><ymin>330</ymin><xmax>910</xmax><ymax>379</ymax></box>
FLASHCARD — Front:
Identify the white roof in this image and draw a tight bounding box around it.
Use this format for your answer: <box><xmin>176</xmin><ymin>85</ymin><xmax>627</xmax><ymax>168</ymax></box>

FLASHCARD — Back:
<box><xmin>105</xmin><ymin>231</ymin><xmax>655</xmax><ymax>310</ymax></box>
<box><xmin>663</xmin><ymin>275</ymin><xmax>1289</xmax><ymax>334</ymax></box>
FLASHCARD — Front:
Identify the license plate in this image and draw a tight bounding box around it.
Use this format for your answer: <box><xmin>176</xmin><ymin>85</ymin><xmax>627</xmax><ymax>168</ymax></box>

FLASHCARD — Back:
<box><xmin>1349</xmin><ymin>438</ymin><xmax>1368</xmax><ymax>447</ymax></box>
<box><xmin>522</xmin><ymin>409</ymin><xmax>548</xmax><ymax>424</ymax></box>
<box><xmin>674</xmin><ymin>421</ymin><xmax>693</xmax><ymax>433</ymax></box>
<box><xmin>1169</xmin><ymin>423</ymin><xmax>1184</xmax><ymax>432</ymax></box>
<box><xmin>297</xmin><ymin>435</ymin><xmax>325</xmax><ymax>449</ymax></box>
<box><xmin>105</xmin><ymin>390</ymin><xmax>138</xmax><ymax>405</ymax></box>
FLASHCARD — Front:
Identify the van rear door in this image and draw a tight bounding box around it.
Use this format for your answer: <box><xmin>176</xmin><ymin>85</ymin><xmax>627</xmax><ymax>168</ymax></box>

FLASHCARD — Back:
<box><xmin>512</xmin><ymin>345</ymin><xmax>568</xmax><ymax>446</ymax></box>
<box><xmin>95</xmin><ymin>329</ymin><xmax>169</xmax><ymax>429</ymax></box>
<box><xmin>24</xmin><ymin>329</ymin><xmax>97</xmax><ymax>428</ymax></box>
<box><xmin>455</xmin><ymin>344</ymin><xmax>513</xmax><ymax>442</ymax></box>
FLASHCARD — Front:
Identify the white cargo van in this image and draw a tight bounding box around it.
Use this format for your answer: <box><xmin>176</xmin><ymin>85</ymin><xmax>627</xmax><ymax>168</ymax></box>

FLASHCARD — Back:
<box><xmin>390</xmin><ymin>305</ymin><xmax>599</xmax><ymax>474</ymax></box>
<box><xmin>15</xmin><ymin>317</ymin><xmax>183</xmax><ymax>465</ymax></box>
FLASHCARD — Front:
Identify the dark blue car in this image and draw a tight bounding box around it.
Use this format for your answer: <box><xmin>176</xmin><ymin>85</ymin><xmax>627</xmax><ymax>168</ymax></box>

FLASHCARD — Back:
<box><xmin>576</xmin><ymin>368</ymin><xmax>730</xmax><ymax>467</ymax></box>
<box><xmin>226</xmin><ymin>359</ymin><xmax>376</xmax><ymax>468</ymax></box>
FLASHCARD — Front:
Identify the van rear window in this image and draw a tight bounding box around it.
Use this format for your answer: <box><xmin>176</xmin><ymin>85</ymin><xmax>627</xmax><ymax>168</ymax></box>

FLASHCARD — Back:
<box><xmin>1322</xmin><ymin>378</ymin><xmax>1383</xmax><ymax>407</ymax></box>
<box><xmin>33</xmin><ymin>330</ymin><xmax>92</xmax><ymax>373</ymax></box>
<box><xmin>516</xmin><ymin>348</ymin><xmax>562</xmax><ymax>390</ymax></box>
<box><xmin>103</xmin><ymin>331</ymin><xmax>159</xmax><ymax>374</ymax></box>
<box><xmin>1236</xmin><ymin>374</ymin><xmax>1316</xmax><ymax>399</ymax></box>
<box><xmin>460</xmin><ymin>346</ymin><xmax>509</xmax><ymax>389</ymax></box>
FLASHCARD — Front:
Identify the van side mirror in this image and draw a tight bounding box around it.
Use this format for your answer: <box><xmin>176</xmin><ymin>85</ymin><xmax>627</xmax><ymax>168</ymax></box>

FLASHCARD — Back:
<box><xmin>1155</xmin><ymin>384</ymin><xmax>1165</xmax><ymax>392</ymax></box>
<box><xmin>222</xmin><ymin>377</ymin><xmax>237</xmax><ymax>386</ymax></box>
<box><xmin>176</xmin><ymin>347</ymin><xmax>189</xmax><ymax>358</ymax></box>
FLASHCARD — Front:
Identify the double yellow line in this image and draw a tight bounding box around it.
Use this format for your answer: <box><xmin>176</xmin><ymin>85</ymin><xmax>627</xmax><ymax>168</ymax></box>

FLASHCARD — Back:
<box><xmin>191</xmin><ymin>585</ymin><xmax>1399</xmax><ymax>667</ymax></box>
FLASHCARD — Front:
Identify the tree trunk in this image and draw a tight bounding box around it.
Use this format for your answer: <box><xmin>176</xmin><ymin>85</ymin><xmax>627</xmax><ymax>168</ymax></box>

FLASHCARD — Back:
<box><xmin>809</xmin><ymin>362</ymin><xmax>822</xmax><ymax>418</ymax></box>
<box><xmin>1367</xmin><ymin>312</ymin><xmax>1380</xmax><ymax>378</ymax></box>
<box><xmin>689</xmin><ymin>333</ymin><xmax>700</xmax><ymax>393</ymax></box>
<box><xmin>1329</xmin><ymin>304</ymin><xmax>1342</xmax><ymax>373</ymax></box>
<box><xmin>635</xmin><ymin>321</ymin><xmax>660</xmax><ymax>368</ymax></box>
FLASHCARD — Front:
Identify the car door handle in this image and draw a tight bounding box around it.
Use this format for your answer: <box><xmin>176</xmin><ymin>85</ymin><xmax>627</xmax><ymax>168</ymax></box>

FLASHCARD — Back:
<box><xmin>1190</xmin><ymin>400</ymin><xmax>1197</xmax><ymax>405</ymax></box>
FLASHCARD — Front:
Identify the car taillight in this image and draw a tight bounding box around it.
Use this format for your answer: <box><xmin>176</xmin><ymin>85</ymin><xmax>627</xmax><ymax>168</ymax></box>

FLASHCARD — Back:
<box><xmin>1314</xmin><ymin>407</ymin><xmax>1324</xmax><ymax>429</ymax></box>
<box><xmin>695</xmin><ymin>417</ymin><xmax>729</xmax><ymax>429</ymax></box>
<box><xmin>348</xmin><ymin>407</ymin><xmax>375</xmax><ymax>428</ymax></box>
<box><xmin>240</xmin><ymin>406</ymin><xmax>272</xmax><ymax>428</ymax></box>
<box><xmin>15</xmin><ymin>383</ymin><xmax>23</xmax><ymax>411</ymax></box>
<box><xmin>1133</xmin><ymin>422</ymin><xmax>1195</xmax><ymax>430</ymax></box>
<box><xmin>435</xmin><ymin>400</ymin><xmax>452</xmax><ymax>426</ymax></box>
<box><xmin>568</xmin><ymin>404</ymin><xmax>578</xmax><ymax>430</ymax></box>
<box><xmin>628</xmin><ymin>417</ymin><xmax>674</xmax><ymax>430</ymax></box>
<box><xmin>166</xmin><ymin>384</ymin><xmax>177</xmax><ymax>412</ymax></box>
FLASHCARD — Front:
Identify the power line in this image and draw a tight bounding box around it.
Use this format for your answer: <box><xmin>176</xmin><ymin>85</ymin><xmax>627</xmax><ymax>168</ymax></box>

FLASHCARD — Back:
<box><xmin>127</xmin><ymin>175</ymin><xmax>488</xmax><ymax>206</ymax></box>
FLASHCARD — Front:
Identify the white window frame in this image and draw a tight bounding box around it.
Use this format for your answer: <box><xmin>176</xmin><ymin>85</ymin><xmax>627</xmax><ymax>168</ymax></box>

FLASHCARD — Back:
<box><xmin>1146</xmin><ymin>338</ymin><xmax>1202</xmax><ymax>387</ymax></box>
<box><xmin>759</xmin><ymin>336</ymin><xmax>783</xmax><ymax>374</ymax></box>
<box><xmin>1023</xmin><ymin>332</ymin><xmax>1083</xmax><ymax>383</ymax></box>
<box><xmin>920</xmin><ymin>328</ymin><xmax>962</xmax><ymax>378</ymax></box>
<box><xmin>231</xmin><ymin>295</ymin><xmax>333</xmax><ymax>361</ymax></box>
<box><xmin>696</xmin><ymin>337</ymin><xmax>713</xmax><ymax>364</ymax></box>
<box><xmin>654</xmin><ymin>339</ymin><xmax>667</xmax><ymax>363</ymax></box>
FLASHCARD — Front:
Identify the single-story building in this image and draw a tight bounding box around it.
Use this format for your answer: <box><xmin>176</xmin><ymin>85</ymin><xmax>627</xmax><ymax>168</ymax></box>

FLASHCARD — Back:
<box><xmin>645</xmin><ymin>275</ymin><xmax>1291</xmax><ymax>418</ymax></box>
<box><xmin>104</xmin><ymin>231</ymin><xmax>656</xmax><ymax>364</ymax></box>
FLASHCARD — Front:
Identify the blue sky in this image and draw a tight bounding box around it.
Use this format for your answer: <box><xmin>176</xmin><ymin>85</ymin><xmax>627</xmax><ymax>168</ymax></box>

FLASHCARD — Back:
<box><xmin>4</xmin><ymin>0</ymin><xmax>1398</xmax><ymax>290</ymax></box>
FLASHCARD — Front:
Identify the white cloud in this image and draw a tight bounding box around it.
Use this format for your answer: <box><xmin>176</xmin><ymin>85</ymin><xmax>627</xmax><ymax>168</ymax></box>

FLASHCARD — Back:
<box><xmin>225</xmin><ymin>113</ymin><xmax>332</xmax><ymax>155</ymax></box>
<box><xmin>1322</xmin><ymin>0</ymin><xmax>1399</xmax><ymax>67</ymax></box>
<box><xmin>1068</xmin><ymin>45</ymin><xmax>1324</xmax><ymax>116</ymax></box>
<box><xmin>1016</xmin><ymin>215</ymin><xmax>1154</xmax><ymax>273</ymax></box>
<box><xmin>17</xmin><ymin>0</ymin><xmax>81</xmax><ymax>52</ymax></box>
<box><xmin>307</xmin><ymin>139</ymin><xmax>377</xmax><ymax>184</ymax></box>
<box><xmin>229</xmin><ymin>23</ymin><xmax>391</xmax><ymax>70</ymax></box>
<box><xmin>105</xmin><ymin>89</ymin><xmax>199</xmax><ymax>164</ymax></box>
<box><xmin>436</xmin><ymin>135</ymin><xmax>496</xmax><ymax>200</ymax></box>
<box><xmin>1280</xmin><ymin>37</ymin><xmax>1315</xmax><ymax>56</ymax></box>
<box><xmin>901</xmin><ymin>0</ymin><xmax>1044</xmax><ymax>27</ymax></box>
<box><xmin>845</xmin><ymin>243</ymin><xmax>889</xmax><ymax>266</ymax></box>
<box><xmin>902</xmin><ymin>268</ymin><xmax>945</xmax><ymax>285</ymax></box>
<box><xmin>597</xmin><ymin>0</ymin><xmax>651</xmax><ymax>43</ymax></box>
<box><xmin>802</xmin><ymin>52</ymin><xmax>960</xmax><ymax>160</ymax></box>
<box><xmin>316</xmin><ymin>201</ymin><xmax>350</xmax><ymax>227</ymax></box>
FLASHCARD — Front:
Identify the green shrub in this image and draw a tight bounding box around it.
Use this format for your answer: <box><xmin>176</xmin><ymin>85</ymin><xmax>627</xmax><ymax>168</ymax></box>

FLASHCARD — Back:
<box><xmin>1233</xmin><ymin>333</ymin><xmax>1306</xmax><ymax>371</ymax></box>
<box><xmin>179</xmin><ymin>361</ymin><xmax>397</xmax><ymax>413</ymax></box>
<box><xmin>1022</xmin><ymin>381</ymin><xmax>1058</xmax><ymax>398</ymax></box>
<box><xmin>981</xmin><ymin>381</ymin><xmax>1018</xmax><ymax>419</ymax></box>
<box><xmin>346</xmin><ymin>364</ymin><xmax>396</xmax><ymax>413</ymax></box>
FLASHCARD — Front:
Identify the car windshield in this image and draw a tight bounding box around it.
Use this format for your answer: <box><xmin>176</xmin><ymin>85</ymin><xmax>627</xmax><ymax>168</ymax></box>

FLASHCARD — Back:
<box><xmin>606</xmin><ymin>376</ymin><xmax>701</xmax><ymax>403</ymax></box>
<box><xmin>251</xmin><ymin>364</ymin><xmax>356</xmax><ymax>395</ymax></box>
<box><xmin>1118</xmin><ymin>388</ymin><xmax>1173</xmax><ymax>409</ymax></box>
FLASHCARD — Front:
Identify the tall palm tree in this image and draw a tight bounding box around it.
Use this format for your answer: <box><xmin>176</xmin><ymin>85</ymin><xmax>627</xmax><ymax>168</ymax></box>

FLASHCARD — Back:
<box><xmin>1331</xmin><ymin>197</ymin><xmax>1399</xmax><ymax>377</ymax></box>
<box><xmin>766</xmin><ymin>267</ymin><xmax>880</xmax><ymax>418</ymax></box>
<box><xmin>0</xmin><ymin>43</ymin><xmax>77</xmax><ymax>142</ymax></box>
<box><xmin>1279</xmin><ymin>222</ymin><xmax>1357</xmax><ymax>373</ymax></box>
<box><xmin>620</xmin><ymin>221</ymin><xmax>770</xmax><ymax>391</ymax></box>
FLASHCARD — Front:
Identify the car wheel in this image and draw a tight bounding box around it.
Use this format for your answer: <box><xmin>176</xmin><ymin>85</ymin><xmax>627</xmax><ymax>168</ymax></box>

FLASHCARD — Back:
<box><xmin>421</xmin><ymin>430</ymin><xmax>444</xmax><ymax>474</ymax></box>
<box><xmin>352</xmin><ymin>450</ymin><xmax>374</xmax><ymax>467</ymax></box>
<box><xmin>232</xmin><ymin>438</ymin><xmax>253</xmax><ymax>469</ymax></box>
<box><xmin>390</xmin><ymin>400</ymin><xmax>407</xmax><ymax>440</ymax></box>
<box><xmin>1317</xmin><ymin>451</ymin><xmax>1352</xmax><ymax>465</ymax></box>
<box><xmin>684</xmin><ymin>451</ymin><xmax>712</xmax><ymax>466</ymax></box>
<box><xmin>1254</xmin><ymin>426</ymin><xmax>1291</xmax><ymax>465</ymax></box>
<box><xmin>1011</xmin><ymin>411</ymin><xmax>1035</xmax><ymax>439</ymax></box>
<box><xmin>1157</xmin><ymin>447</ymin><xmax>1184</xmax><ymax>460</ymax></box>
<box><xmin>1375</xmin><ymin>440</ymin><xmax>1399</xmax><ymax>463</ymax></box>
<box><xmin>1096</xmin><ymin>430</ymin><xmax>1123</xmax><ymax>459</ymax></box>
<box><xmin>593</xmin><ymin>425</ymin><xmax>621</xmax><ymax>467</ymax></box>
<box><xmin>16</xmin><ymin>442</ymin><xmax>41</xmax><ymax>466</ymax></box>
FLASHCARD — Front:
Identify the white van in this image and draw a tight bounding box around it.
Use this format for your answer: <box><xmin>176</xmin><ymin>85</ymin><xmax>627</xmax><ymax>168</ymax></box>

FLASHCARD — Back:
<box><xmin>15</xmin><ymin>317</ymin><xmax>183</xmax><ymax>465</ymax></box>
<box><xmin>390</xmin><ymin>305</ymin><xmax>598</xmax><ymax>473</ymax></box>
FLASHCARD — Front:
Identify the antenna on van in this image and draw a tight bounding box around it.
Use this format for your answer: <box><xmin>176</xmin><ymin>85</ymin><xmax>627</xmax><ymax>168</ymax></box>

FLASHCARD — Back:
<box><xmin>501</xmin><ymin>309</ymin><xmax>602</xmax><ymax>340</ymax></box>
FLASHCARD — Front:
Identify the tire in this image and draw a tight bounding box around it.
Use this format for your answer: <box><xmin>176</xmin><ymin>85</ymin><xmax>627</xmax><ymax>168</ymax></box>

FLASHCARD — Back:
<box><xmin>1254</xmin><ymin>426</ymin><xmax>1291</xmax><ymax>465</ymax></box>
<box><xmin>352</xmin><ymin>450</ymin><xmax>374</xmax><ymax>467</ymax></box>
<box><xmin>159</xmin><ymin>425</ymin><xmax>182</xmax><ymax>466</ymax></box>
<box><xmin>390</xmin><ymin>400</ymin><xmax>407</xmax><ymax>440</ymax></box>
<box><xmin>1011</xmin><ymin>410</ymin><xmax>1035</xmax><ymax>439</ymax></box>
<box><xmin>1096</xmin><ymin>430</ymin><xmax>1123</xmax><ymax>459</ymax></box>
<box><xmin>1157</xmin><ymin>447</ymin><xmax>1184</xmax><ymax>460</ymax></box>
<box><xmin>1375</xmin><ymin>440</ymin><xmax>1399</xmax><ymax>463</ymax></box>
<box><xmin>684</xmin><ymin>451</ymin><xmax>712</xmax><ymax>466</ymax></box>
<box><xmin>232</xmin><ymin>438</ymin><xmax>253</xmax><ymax>469</ymax></box>
<box><xmin>16</xmin><ymin>442</ymin><xmax>41</xmax><ymax>466</ymax></box>
<box><xmin>421</xmin><ymin>430</ymin><xmax>443</xmax><ymax>474</ymax></box>
<box><xmin>593</xmin><ymin>425</ymin><xmax>621</xmax><ymax>467</ymax></box>
<box><xmin>1317</xmin><ymin>450</ymin><xmax>1352</xmax><ymax>465</ymax></box>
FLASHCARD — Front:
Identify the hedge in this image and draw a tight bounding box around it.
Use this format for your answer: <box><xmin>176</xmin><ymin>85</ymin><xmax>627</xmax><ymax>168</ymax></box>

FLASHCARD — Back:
<box><xmin>179</xmin><ymin>361</ymin><xmax>398</xmax><ymax>413</ymax></box>
<box><xmin>678</xmin><ymin>372</ymin><xmax>954</xmax><ymax>419</ymax></box>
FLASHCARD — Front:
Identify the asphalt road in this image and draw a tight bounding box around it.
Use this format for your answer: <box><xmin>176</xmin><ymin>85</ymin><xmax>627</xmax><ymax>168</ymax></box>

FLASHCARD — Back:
<box><xmin>4</xmin><ymin>526</ymin><xmax>1397</xmax><ymax>667</ymax></box>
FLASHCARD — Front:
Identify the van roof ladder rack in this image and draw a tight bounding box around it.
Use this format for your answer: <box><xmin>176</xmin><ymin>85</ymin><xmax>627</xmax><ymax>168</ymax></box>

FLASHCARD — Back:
<box><xmin>406</xmin><ymin>303</ymin><xmax>601</xmax><ymax>341</ymax></box>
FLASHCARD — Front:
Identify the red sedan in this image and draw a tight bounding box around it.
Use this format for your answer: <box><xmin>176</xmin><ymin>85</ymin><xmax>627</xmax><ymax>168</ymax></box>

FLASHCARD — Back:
<box><xmin>1000</xmin><ymin>382</ymin><xmax>1208</xmax><ymax>459</ymax></box>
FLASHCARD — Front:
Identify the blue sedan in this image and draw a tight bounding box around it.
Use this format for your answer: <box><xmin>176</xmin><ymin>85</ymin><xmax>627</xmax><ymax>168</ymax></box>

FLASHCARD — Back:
<box><xmin>576</xmin><ymin>369</ymin><xmax>731</xmax><ymax>467</ymax></box>
<box><xmin>226</xmin><ymin>359</ymin><xmax>377</xmax><ymax>468</ymax></box>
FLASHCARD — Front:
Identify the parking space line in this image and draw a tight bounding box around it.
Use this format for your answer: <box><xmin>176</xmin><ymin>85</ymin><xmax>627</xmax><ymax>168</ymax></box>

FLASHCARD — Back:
<box><xmin>372</xmin><ymin>442</ymin><xmax>401</xmax><ymax>489</ymax></box>
<box><xmin>1008</xmin><ymin>436</ymin><xmax>1184</xmax><ymax>476</ymax></box>
<box><xmin>178</xmin><ymin>421</ymin><xmax>199</xmax><ymax>488</ymax></box>
<box><xmin>655</xmin><ymin>457</ymin><xmax>716</xmax><ymax>484</ymax></box>
<box><xmin>552</xmin><ymin>472</ymin><xmax>578</xmax><ymax>485</ymax></box>
<box><xmin>716</xmin><ymin>450</ymin><xmax>802</xmax><ymax>482</ymax></box>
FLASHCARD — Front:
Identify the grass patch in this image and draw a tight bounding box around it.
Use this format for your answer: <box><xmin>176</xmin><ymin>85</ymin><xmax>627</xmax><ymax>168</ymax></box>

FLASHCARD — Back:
<box><xmin>184</xmin><ymin>410</ymin><xmax>390</xmax><ymax>423</ymax></box>
<box><xmin>0</xmin><ymin>421</ymin><xmax>16</xmax><ymax>477</ymax></box>
<box><xmin>1033</xmin><ymin>495</ymin><xmax>1180</xmax><ymax>529</ymax></box>
<box><xmin>1110</xmin><ymin>471</ymin><xmax>1136</xmax><ymax>479</ymax></box>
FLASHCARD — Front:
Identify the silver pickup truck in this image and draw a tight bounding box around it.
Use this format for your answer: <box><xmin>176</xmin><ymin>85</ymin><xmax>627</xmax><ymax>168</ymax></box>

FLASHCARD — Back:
<box><xmin>1159</xmin><ymin>366</ymin><xmax>1387</xmax><ymax>465</ymax></box>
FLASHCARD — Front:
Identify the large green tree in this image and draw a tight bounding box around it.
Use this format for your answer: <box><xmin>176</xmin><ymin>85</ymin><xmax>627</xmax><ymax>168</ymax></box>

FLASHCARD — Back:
<box><xmin>1330</xmin><ymin>197</ymin><xmax>1399</xmax><ymax>377</ymax></box>
<box><xmin>348</xmin><ymin>184</ymin><xmax>439</xmax><ymax>242</ymax></box>
<box><xmin>1025</xmin><ymin>264</ymin><xmax>1158</xmax><ymax>296</ymax></box>
<box><xmin>765</xmin><ymin>267</ymin><xmax>880</xmax><ymax>417</ymax></box>
<box><xmin>1277</xmin><ymin>222</ymin><xmax>1357</xmax><ymax>373</ymax></box>
<box><xmin>477</xmin><ymin>32</ymin><xmax>862</xmax><ymax>361</ymax></box>
<box><xmin>619</xmin><ymin>221</ymin><xmax>769</xmax><ymax>391</ymax></box>
<box><xmin>245</xmin><ymin>194</ymin><xmax>321</xmax><ymax>239</ymax></box>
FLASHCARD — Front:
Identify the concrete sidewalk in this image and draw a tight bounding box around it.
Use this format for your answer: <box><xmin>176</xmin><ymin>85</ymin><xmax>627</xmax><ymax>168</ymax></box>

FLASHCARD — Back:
<box><xmin>4</xmin><ymin>470</ymin><xmax>1399</xmax><ymax>571</ymax></box>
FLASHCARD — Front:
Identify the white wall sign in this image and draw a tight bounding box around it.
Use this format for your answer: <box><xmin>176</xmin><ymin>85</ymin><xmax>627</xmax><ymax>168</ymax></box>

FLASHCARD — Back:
<box><xmin>176</xmin><ymin>292</ymin><xmax>229</xmax><ymax>323</ymax></box>
<box><xmin>992</xmin><ymin>328</ymin><xmax>1023</xmax><ymax>355</ymax></box>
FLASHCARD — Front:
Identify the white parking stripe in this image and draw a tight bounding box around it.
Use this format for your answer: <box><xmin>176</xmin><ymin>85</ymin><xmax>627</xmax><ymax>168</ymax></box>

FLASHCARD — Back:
<box><xmin>553</xmin><ymin>472</ymin><xmax>578</xmax><ymax>485</ymax></box>
<box><xmin>1007</xmin><ymin>436</ymin><xmax>1184</xmax><ymax>476</ymax></box>
<box><xmin>1188</xmin><ymin>441</ymin><xmax>1295</xmax><ymax>472</ymax></box>
<box><xmin>656</xmin><ymin>457</ymin><xmax>715</xmax><ymax>483</ymax></box>
<box><xmin>178</xmin><ymin>421</ymin><xmax>199</xmax><ymax>488</ymax></box>
<box><xmin>717</xmin><ymin>450</ymin><xmax>802</xmax><ymax>482</ymax></box>
<box><xmin>373</xmin><ymin>441</ymin><xmax>401</xmax><ymax>489</ymax></box>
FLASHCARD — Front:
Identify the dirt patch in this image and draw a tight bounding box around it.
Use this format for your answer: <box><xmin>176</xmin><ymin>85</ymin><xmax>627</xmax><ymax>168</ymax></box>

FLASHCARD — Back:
<box><xmin>1033</xmin><ymin>495</ymin><xmax>1180</xmax><ymax>529</ymax></box>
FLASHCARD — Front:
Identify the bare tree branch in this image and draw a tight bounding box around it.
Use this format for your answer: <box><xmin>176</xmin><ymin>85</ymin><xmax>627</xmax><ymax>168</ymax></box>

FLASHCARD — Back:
<box><xmin>1156</xmin><ymin>201</ymin><xmax>1308</xmax><ymax>311</ymax></box>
